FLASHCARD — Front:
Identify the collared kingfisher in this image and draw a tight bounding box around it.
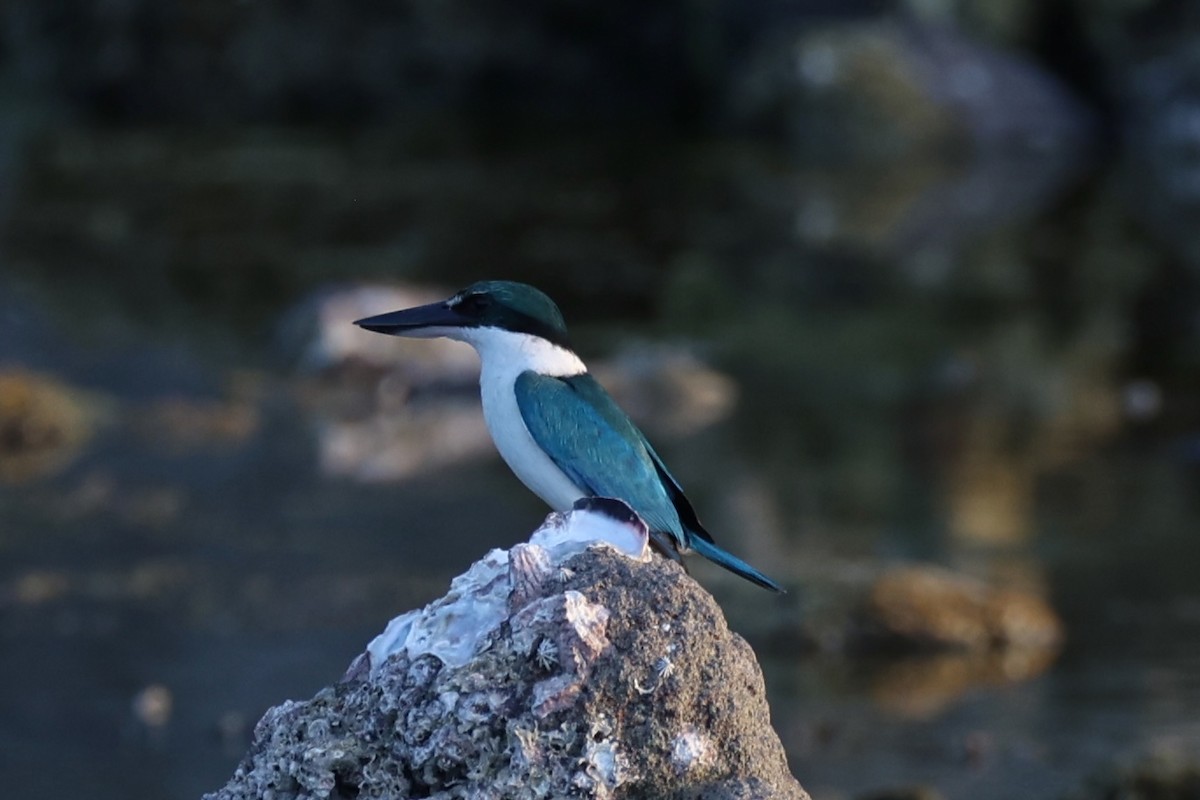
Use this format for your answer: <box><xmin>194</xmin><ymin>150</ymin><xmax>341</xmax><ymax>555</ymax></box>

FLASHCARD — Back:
<box><xmin>354</xmin><ymin>280</ymin><xmax>784</xmax><ymax>592</ymax></box>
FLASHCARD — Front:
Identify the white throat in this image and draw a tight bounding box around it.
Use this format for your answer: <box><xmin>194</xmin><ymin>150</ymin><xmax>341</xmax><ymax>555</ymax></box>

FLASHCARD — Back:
<box><xmin>456</xmin><ymin>327</ymin><xmax>586</xmax><ymax>381</ymax></box>
<box><xmin>453</xmin><ymin>327</ymin><xmax>588</xmax><ymax>511</ymax></box>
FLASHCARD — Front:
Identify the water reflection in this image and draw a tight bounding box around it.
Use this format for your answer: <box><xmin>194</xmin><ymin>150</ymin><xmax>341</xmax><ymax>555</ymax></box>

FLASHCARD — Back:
<box><xmin>867</xmin><ymin>648</ymin><xmax>1061</xmax><ymax>720</ymax></box>
<box><xmin>0</xmin><ymin>127</ymin><xmax>1198</xmax><ymax>800</ymax></box>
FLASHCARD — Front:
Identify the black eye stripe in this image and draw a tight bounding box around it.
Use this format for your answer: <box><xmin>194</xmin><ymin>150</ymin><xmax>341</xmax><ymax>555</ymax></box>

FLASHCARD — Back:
<box><xmin>458</xmin><ymin>294</ymin><xmax>491</xmax><ymax>312</ymax></box>
<box><xmin>450</xmin><ymin>288</ymin><xmax>572</xmax><ymax>349</ymax></box>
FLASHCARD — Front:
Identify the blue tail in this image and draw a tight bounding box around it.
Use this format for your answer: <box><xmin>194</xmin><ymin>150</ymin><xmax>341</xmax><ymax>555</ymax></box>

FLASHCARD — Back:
<box><xmin>688</xmin><ymin>535</ymin><xmax>786</xmax><ymax>593</ymax></box>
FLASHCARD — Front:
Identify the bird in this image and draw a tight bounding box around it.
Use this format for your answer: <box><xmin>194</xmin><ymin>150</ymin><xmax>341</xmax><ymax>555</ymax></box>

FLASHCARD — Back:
<box><xmin>354</xmin><ymin>280</ymin><xmax>784</xmax><ymax>592</ymax></box>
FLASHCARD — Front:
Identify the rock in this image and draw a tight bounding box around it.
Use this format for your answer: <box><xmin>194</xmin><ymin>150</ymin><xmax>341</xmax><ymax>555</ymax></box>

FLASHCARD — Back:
<box><xmin>313</xmin><ymin>400</ymin><xmax>495</xmax><ymax>482</ymax></box>
<box><xmin>0</xmin><ymin>368</ymin><xmax>102</xmax><ymax>483</ymax></box>
<box><xmin>204</xmin><ymin>500</ymin><xmax>807</xmax><ymax>800</ymax></box>
<box><xmin>854</xmin><ymin>564</ymin><xmax>1063</xmax><ymax>653</ymax></box>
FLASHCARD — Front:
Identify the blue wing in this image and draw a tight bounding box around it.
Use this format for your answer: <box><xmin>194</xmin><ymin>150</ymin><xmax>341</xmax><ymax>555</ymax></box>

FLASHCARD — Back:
<box><xmin>515</xmin><ymin>371</ymin><xmax>785</xmax><ymax>593</ymax></box>
<box><xmin>514</xmin><ymin>371</ymin><xmax>688</xmax><ymax>540</ymax></box>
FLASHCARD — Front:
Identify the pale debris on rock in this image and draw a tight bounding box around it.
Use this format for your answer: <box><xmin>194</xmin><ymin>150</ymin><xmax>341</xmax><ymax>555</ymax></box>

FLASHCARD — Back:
<box><xmin>585</xmin><ymin>714</ymin><xmax>634</xmax><ymax>794</ymax></box>
<box><xmin>530</xmin><ymin>498</ymin><xmax>651</xmax><ymax>563</ymax></box>
<box><xmin>671</xmin><ymin>727</ymin><xmax>716</xmax><ymax>774</ymax></box>
<box><xmin>360</xmin><ymin>499</ymin><xmax>649</xmax><ymax>677</ymax></box>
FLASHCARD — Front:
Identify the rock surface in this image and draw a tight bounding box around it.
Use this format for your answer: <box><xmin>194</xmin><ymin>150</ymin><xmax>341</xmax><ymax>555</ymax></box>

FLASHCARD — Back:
<box><xmin>204</xmin><ymin>504</ymin><xmax>806</xmax><ymax>800</ymax></box>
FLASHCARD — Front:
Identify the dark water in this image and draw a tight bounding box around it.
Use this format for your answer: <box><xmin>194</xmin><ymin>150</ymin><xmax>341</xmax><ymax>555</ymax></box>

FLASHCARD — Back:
<box><xmin>1</xmin><ymin>127</ymin><xmax>1198</xmax><ymax>799</ymax></box>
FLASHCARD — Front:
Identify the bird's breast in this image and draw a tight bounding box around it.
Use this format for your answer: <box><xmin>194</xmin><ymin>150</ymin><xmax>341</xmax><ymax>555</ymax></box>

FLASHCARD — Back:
<box><xmin>479</xmin><ymin>376</ymin><xmax>586</xmax><ymax>512</ymax></box>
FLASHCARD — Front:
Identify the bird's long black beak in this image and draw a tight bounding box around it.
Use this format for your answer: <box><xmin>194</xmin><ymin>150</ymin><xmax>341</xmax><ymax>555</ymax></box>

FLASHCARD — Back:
<box><xmin>354</xmin><ymin>302</ymin><xmax>468</xmax><ymax>336</ymax></box>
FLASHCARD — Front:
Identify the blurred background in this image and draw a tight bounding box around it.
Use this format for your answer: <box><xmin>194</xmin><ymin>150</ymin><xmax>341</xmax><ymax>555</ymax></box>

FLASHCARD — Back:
<box><xmin>1</xmin><ymin>1</ymin><xmax>1199</xmax><ymax>798</ymax></box>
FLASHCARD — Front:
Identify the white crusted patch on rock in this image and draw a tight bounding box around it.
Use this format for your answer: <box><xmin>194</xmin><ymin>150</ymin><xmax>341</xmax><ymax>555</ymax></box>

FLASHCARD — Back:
<box><xmin>672</xmin><ymin>727</ymin><xmax>716</xmax><ymax>774</ymax></box>
<box><xmin>360</xmin><ymin>500</ymin><xmax>646</xmax><ymax>676</ymax></box>
<box><xmin>365</xmin><ymin>546</ymin><xmax>511</xmax><ymax>671</ymax></box>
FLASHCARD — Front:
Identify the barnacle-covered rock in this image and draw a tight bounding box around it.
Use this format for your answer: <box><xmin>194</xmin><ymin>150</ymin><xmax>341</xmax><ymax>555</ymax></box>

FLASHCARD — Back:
<box><xmin>205</xmin><ymin>499</ymin><xmax>806</xmax><ymax>800</ymax></box>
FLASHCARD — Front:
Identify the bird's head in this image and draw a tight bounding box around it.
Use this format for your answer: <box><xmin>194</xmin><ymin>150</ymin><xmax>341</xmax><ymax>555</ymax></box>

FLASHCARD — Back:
<box><xmin>355</xmin><ymin>281</ymin><xmax>572</xmax><ymax>350</ymax></box>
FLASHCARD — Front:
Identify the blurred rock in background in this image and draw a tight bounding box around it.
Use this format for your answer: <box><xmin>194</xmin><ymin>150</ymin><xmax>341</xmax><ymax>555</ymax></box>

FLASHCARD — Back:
<box><xmin>0</xmin><ymin>369</ymin><xmax>105</xmax><ymax>483</ymax></box>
